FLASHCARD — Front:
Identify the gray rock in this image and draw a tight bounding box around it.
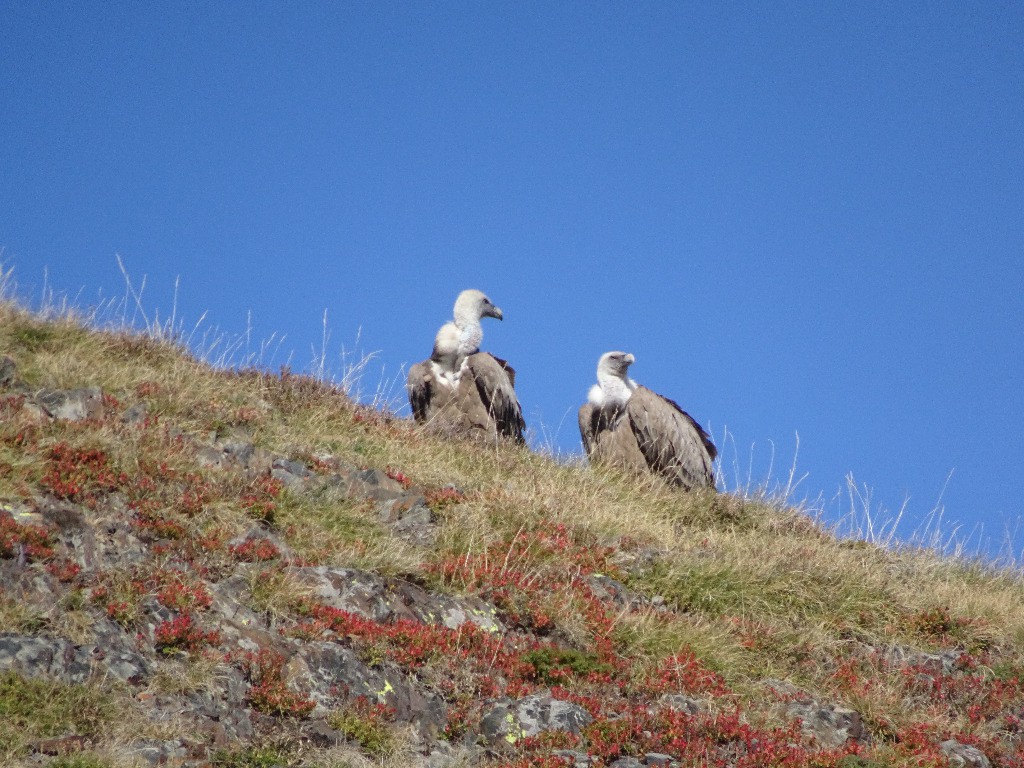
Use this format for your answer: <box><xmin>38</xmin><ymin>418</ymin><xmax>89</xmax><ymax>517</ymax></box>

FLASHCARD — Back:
<box><xmin>221</xmin><ymin>440</ymin><xmax>255</xmax><ymax>465</ymax></box>
<box><xmin>194</xmin><ymin>430</ymin><xmax>278</xmax><ymax>476</ymax></box>
<box><xmin>89</xmin><ymin>621</ymin><xmax>152</xmax><ymax>684</ymax></box>
<box><xmin>69</xmin><ymin>517</ymin><xmax>148</xmax><ymax>571</ymax></box>
<box><xmin>393</xmin><ymin>579</ymin><xmax>503</xmax><ymax>633</ymax></box>
<box><xmin>129</xmin><ymin>738</ymin><xmax>190</xmax><ymax>767</ymax></box>
<box><xmin>319</xmin><ymin>465</ymin><xmax>411</xmax><ymax>502</ymax></box>
<box><xmin>122</xmin><ymin>402</ymin><xmax>149</xmax><ymax>425</ymax></box>
<box><xmin>553</xmin><ymin>749</ymin><xmax>595</xmax><ymax>767</ymax></box>
<box><xmin>886</xmin><ymin>643</ymin><xmax>962</xmax><ymax>675</ymax></box>
<box><xmin>290</xmin><ymin>566</ymin><xmax>398</xmax><ymax>622</ymax></box>
<box><xmin>35</xmin><ymin>386</ymin><xmax>104</xmax><ymax>421</ymax></box>
<box><xmin>286</xmin><ymin>641</ymin><xmax>446</xmax><ymax>738</ymax></box>
<box><xmin>587</xmin><ymin>574</ymin><xmax>637</xmax><ymax>607</ymax></box>
<box><xmin>0</xmin><ymin>356</ymin><xmax>17</xmax><ymax>387</ymax></box>
<box><xmin>768</xmin><ymin>680</ymin><xmax>868</xmax><ymax>750</ymax></box>
<box><xmin>424</xmin><ymin>741</ymin><xmax>482</xmax><ymax>768</ymax></box>
<box><xmin>378</xmin><ymin>497</ymin><xmax>437</xmax><ymax>545</ymax></box>
<box><xmin>940</xmin><ymin>740</ymin><xmax>991</xmax><ymax>768</ymax></box>
<box><xmin>783</xmin><ymin>699</ymin><xmax>868</xmax><ymax>749</ymax></box>
<box><xmin>0</xmin><ymin>634</ymin><xmax>94</xmax><ymax>684</ymax></box>
<box><xmin>659</xmin><ymin>694</ymin><xmax>705</xmax><ymax>715</ymax></box>
<box><xmin>271</xmin><ymin>458</ymin><xmax>313</xmax><ymax>487</ymax></box>
<box><xmin>1</xmin><ymin>500</ymin><xmax>43</xmax><ymax>529</ymax></box>
<box><xmin>209</xmin><ymin>574</ymin><xmax>269</xmax><ymax>634</ymax></box>
<box><xmin>609</xmin><ymin>760</ymin><xmax>644</xmax><ymax>768</ymax></box>
<box><xmin>480</xmin><ymin>691</ymin><xmax>593</xmax><ymax>746</ymax></box>
<box><xmin>643</xmin><ymin>755</ymin><xmax>674</xmax><ymax>767</ymax></box>
<box><xmin>301</xmin><ymin>719</ymin><xmax>345</xmax><ymax>747</ymax></box>
<box><xmin>195</xmin><ymin>446</ymin><xmax>227</xmax><ymax>468</ymax></box>
<box><xmin>290</xmin><ymin>565</ymin><xmax>503</xmax><ymax>634</ymax></box>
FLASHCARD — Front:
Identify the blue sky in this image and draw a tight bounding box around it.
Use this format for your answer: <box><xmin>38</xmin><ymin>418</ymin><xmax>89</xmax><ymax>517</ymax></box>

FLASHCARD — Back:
<box><xmin>2</xmin><ymin>2</ymin><xmax>1022</xmax><ymax>559</ymax></box>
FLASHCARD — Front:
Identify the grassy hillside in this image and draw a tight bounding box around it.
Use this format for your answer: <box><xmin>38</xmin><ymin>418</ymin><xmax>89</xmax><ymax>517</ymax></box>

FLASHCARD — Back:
<box><xmin>0</xmin><ymin>294</ymin><xmax>1022</xmax><ymax>768</ymax></box>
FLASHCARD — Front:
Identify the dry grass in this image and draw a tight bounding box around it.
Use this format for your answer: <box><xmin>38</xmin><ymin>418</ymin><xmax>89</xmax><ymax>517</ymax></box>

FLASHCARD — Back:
<box><xmin>4</xmin><ymin>287</ymin><xmax>1023</xmax><ymax>664</ymax></box>
<box><xmin>2</xmin><ymin>275</ymin><xmax>1024</xmax><ymax>765</ymax></box>
<box><xmin>0</xmin><ymin>672</ymin><xmax>185</xmax><ymax>767</ymax></box>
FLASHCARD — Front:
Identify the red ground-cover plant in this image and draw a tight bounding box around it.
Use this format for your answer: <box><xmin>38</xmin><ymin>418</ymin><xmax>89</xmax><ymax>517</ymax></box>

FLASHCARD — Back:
<box><xmin>135</xmin><ymin>380</ymin><xmax>162</xmax><ymax>398</ymax></box>
<box><xmin>156</xmin><ymin>573</ymin><xmax>213</xmax><ymax>612</ymax></box>
<box><xmin>229</xmin><ymin>537</ymin><xmax>281</xmax><ymax>562</ymax></box>
<box><xmin>424</xmin><ymin>486</ymin><xmax>466</xmax><ymax>511</ymax></box>
<box><xmin>90</xmin><ymin>577</ymin><xmax>148</xmax><ymax>626</ymax></box>
<box><xmin>496</xmin><ymin>697</ymin><xmax>867</xmax><ymax>768</ymax></box>
<box><xmin>634</xmin><ymin>649</ymin><xmax>731</xmax><ymax>698</ymax></box>
<box><xmin>494</xmin><ymin>756</ymin><xmax>572</xmax><ymax>768</ymax></box>
<box><xmin>178</xmin><ymin>478</ymin><xmax>213</xmax><ymax>516</ymax></box>
<box><xmin>427</xmin><ymin>523</ymin><xmax>625</xmax><ymax>636</ymax></box>
<box><xmin>290</xmin><ymin>552</ymin><xmax>753</xmax><ymax>763</ymax></box>
<box><xmin>105</xmin><ymin>600</ymin><xmax>136</xmax><ymax>625</ymax></box>
<box><xmin>384</xmin><ymin>466</ymin><xmax>412</xmax><ymax>488</ymax></box>
<box><xmin>154</xmin><ymin>613</ymin><xmax>221</xmax><ymax>654</ymax></box>
<box><xmin>124</xmin><ymin>458</ymin><xmax>215</xmax><ymax>517</ymax></box>
<box><xmin>130</xmin><ymin>508</ymin><xmax>188</xmax><ymax>540</ymax></box>
<box><xmin>240</xmin><ymin>476</ymin><xmax>284</xmax><ymax>521</ymax></box>
<box><xmin>91</xmin><ymin>565</ymin><xmax>212</xmax><ymax>626</ymax></box>
<box><xmin>234</xmin><ymin>648</ymin><xmax>316</xmax><ymax>718</ymax></box>
<box><xmin>46</xmin><ymin>558</ymin><xmax>82</xmax><ymax>583</ymax></box>
<box><xmin>0</xmin><ymin>512</ymin><xmax>56</xmax><ymax>561</ymax></box>
<box><xmin>0</xmin><ymin>394</ymin><xmax>26</xmax><ymax>414</ymax></box>
<box><xmin>907</xmin><ymin>605</ymin><xmax>968</xmax><ymax>637</ymax></box>
<box><xmin>292</xmin><ymin>604</ymin><xmax>538</xmax><ymax>686</ymax></box>
<box><xmin>900</xmin><ymin>658</ymin><xmax>1024</xmax><ymax>725</ymax></box>
<box><xmin>830</xmin><ymin>645</ymin><xmax>1024</xmax><ymax>729</ymax></box>
<box><xmin>39</xmin><ymin>443</ymin><xmax>127</xmax><ymax>507</ymax></box>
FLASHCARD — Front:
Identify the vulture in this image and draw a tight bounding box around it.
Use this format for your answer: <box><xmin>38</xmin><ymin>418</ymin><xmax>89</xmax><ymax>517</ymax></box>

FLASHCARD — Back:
<box><xmin>406</xmin><ymin>289</ymin><xmax>526</xmax><ymax>444</ymax></box>
<box><xmin>578</xmin><ymin>351</ymin><xmax>716</xmax><ymax>491</ymax></box>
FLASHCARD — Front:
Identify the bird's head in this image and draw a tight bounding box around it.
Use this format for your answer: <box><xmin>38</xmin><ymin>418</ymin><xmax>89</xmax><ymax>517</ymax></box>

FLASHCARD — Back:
<box><xmin>454</xmin><ymin>289</ymin><xmax>503</xmax><ymax>324</ymax></box>
<box><xmin>597</xmin><ymin>350</ymin><xmax>636</xmax><ymax>379</ymax></box>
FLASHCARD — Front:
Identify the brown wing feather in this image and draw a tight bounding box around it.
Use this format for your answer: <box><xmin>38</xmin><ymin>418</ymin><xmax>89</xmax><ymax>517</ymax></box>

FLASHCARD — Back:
<box><xmin>407</xmin><ymin>360</ymin><xmax>458</xmax><ymax>424</ymax></box>
<box><xmin>461</xmin><ymin>353</ymin><xmax>526</xmax><ymax>443</ymax></box>
<box><xmin>626</xmin><ymin>386</ymin><xmax>716</xmax><ymax>490</ymax></box>
<box><xmin>489</xmin><ymin>354</ymin><xmax>517</xmax><ymax>388</ymax></box>
<box><xmin>578</xmin><ymin>403</ymin><xmax>597</xmax><ymax>456</ymax></box>
<box><xmin>406</xmin><ymin>360</ymin><xmax>435</xmax><ymax>423</ymax></box>
<box><xmin>578</xmin><ymin>401</ymin><xmax>648</xmax><ymax>473</ymax></box>
<box><xmin>655</xmin><ymin>393</ymin><xmax>717</xmax><ymax>461</ymax></box>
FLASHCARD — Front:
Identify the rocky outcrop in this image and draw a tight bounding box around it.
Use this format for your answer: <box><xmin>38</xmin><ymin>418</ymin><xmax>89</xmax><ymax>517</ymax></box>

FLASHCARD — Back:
<box><xmin>480</xmin><ymin>691</ymin><xmax>594</xmax><ymax>746</ymax></box>
<box><xmin>765</xmin><ymin>679</ymin><xmax>869</xmax><ymax>749</ymax></box>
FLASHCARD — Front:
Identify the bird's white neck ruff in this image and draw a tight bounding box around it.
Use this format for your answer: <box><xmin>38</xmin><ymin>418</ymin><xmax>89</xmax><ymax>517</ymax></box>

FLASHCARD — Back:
<box><xmin>430</xmin><ymin>361</ymin><xmax>460</xmax><ymax>389</ymax></box>
<box><xmin>590</xmin><ymin>372</ymin><xmax>636</xmax><ymax>407</ymax></box>
<box><xmin>457</xmin><ymin>321</ymin><xmax>483</xmax><ymax>356</ymax></box>
<box><xmin>431</xmin><ymin>323</ymin><xmax>464</xmax><ymax>388</ymax></box>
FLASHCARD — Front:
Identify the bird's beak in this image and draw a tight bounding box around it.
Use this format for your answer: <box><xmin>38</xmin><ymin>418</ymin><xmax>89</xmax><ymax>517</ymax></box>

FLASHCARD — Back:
<box><xmin>487</xmin><ymin>305</ymin><xmax>504</xmax><ymax>321</ymax></box>
<box><xmin>625</xmin><ymin>353</ymin><xmax>635</xmax><ymax>364</ymax></box>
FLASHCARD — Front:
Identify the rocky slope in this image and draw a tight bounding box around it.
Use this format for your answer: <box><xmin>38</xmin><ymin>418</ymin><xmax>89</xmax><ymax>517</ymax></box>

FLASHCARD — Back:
<box><xmin>1</xmin><ymin>302</ymin><xmax>1022</xmax><ymax>768</ymax></box>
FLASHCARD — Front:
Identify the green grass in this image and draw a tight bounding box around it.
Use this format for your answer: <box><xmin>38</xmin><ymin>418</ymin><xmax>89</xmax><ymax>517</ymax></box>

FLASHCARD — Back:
<box><xmin>48</xmin><ymin>756</ymin><xmax>113</xmax><ymax>768</ymax></box>
<box><xmin>0</xmin><ymin>672</ymin><xmax>116</xmax><ymax>763</ymax></box>
<box><xmin>212</xmin><ymin>746</ymin><xmax>294</xmax><ymax>768</ymax></box>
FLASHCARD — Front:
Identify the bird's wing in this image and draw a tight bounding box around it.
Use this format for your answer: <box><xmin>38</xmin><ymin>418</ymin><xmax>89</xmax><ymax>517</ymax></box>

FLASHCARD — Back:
<box><xmin>406</xmin><ymin>360</ymin><xmax>438</xmax><ymax>423</ymax></box>
<box><xmin>464</xmin><ymin>352</ymin><xmax>526</xmax><ymax>443</ymax></box>
<box><xmin>626</xmin><ymin>386</ymin><xmax>716</xmax><ymax>490</ymax></box>
<box><xmin>578</xmin><ymin>402</ymin><xmax>597</xmax><ymax>456</ymax></box>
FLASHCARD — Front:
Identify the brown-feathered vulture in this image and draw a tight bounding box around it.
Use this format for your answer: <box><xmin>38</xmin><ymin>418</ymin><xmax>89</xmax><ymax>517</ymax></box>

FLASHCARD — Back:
<box><xmin>578</xmin><ymin>351</ymin><xmax>716</xmax><ymax>490</ymax></box>
<box><xmin>406</xmin><ymin>289</ymin><xmax>525</xmax><ymax>444</ymax></box>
